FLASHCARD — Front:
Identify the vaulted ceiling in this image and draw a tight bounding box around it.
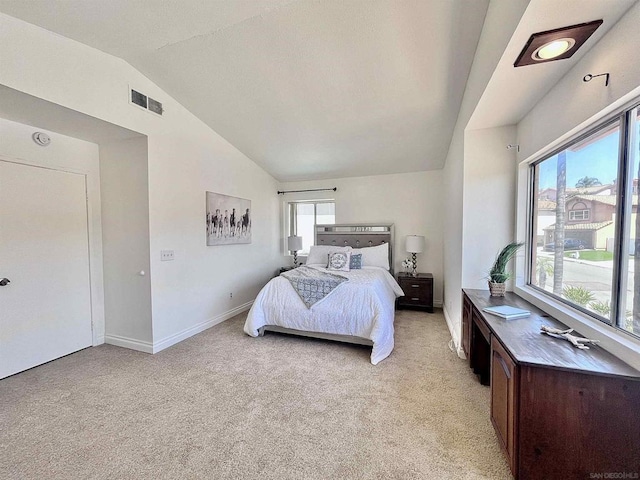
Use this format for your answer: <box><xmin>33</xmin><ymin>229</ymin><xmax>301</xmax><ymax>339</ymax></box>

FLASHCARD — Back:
<box><xmin>0</xmin><ymin>0</ymin><xmax>636</xmax><ymax>181</ymax></box>
<box><xmin>0</xmin><ymin>0</ymin><xmax>489</xmax><ymax>181</ymax></box>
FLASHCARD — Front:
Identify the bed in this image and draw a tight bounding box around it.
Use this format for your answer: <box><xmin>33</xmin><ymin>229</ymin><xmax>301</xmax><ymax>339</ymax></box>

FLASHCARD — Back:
<box><xmin>243</xmin><ymin>224</ymin><xmax>404</xmax><ymax>364</ymax></box>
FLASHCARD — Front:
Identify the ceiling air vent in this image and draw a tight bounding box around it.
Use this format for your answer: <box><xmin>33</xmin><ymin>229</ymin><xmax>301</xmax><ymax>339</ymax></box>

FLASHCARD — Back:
<box><xmin>130</xmin><ymin>89</ymin><xmax>147</xmax><ymax>108</ymax></box>
<box><xmin>129</xmin><ymin>87</ymin><xmax>163</xmax><ymax>116</ymax></box>
<box><xmin>147</xmin><ymin>97</ymin><xmax>164</xmax><ymax>115</ymax></box>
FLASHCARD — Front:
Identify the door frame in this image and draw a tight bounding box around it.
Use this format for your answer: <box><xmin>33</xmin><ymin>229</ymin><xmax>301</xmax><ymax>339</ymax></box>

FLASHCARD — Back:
<box><xmin>0</xmin><ymin>155</ymin><xmax>105</xmax><ymax>346</ymax></box>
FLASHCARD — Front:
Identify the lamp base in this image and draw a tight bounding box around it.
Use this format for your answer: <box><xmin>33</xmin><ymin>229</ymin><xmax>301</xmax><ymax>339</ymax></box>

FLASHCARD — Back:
<box><xmin>292</xmin><ymin>251</ymin><xmax>298</xmax><ymax>267</ymax></box>
<box><xmin>411</xmin><ymin>253</ymin><xmax>417</xmax><ymax>276</ymax></box>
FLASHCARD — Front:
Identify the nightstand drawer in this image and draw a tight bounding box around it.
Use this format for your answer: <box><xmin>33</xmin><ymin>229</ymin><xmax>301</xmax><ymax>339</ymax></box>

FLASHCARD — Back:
<box><xmin>399</xmin><ymin>295</ymin><xmax>429</xmax><ymax>306</ymax></box>
<box><xmin>401</xmin><ymin>281</ymin><xmax>430</xmax><ymax>298</ymax></box>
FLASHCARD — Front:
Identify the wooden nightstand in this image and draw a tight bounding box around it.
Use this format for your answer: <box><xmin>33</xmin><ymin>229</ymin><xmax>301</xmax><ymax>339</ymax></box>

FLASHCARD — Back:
<box><xmin>396</xmin><ymin>273</ymin><xmax>434</xmax><ymax>312</ymax></box>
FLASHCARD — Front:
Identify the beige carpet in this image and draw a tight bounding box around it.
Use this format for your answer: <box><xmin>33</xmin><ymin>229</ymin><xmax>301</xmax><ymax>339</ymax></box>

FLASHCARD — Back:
<box><xmin>0</xmin><ymin>310</ymin><xmax>511</xmax><ymax>480</ymax></box>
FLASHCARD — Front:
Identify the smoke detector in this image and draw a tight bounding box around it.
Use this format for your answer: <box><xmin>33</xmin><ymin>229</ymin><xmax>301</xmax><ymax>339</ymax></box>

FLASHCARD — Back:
<box><xmin>32</xmin><ymin>132</ymin><xmax>51</xmax><ymax>146</ymax></box>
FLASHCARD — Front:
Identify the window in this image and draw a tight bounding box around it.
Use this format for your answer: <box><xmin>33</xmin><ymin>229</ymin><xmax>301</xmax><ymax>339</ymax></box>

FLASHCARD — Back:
<box><xmin>529</xmin><ymin>103</ymin><xmax>639</xmax><ymax>338</ymax></box>
<box><xmin>568</xmin><ymin>209</ymin><xmax>590</xmax><ymax>221</ymax></box>
<box><xmin>288</xmin><ymin>201</ymin><xmax>335</xmax><ymax>254</ymax></box>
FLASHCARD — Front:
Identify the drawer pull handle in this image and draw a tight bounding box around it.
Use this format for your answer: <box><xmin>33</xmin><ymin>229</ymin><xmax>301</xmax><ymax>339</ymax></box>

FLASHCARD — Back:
<box><xmin>411</xmin><ymin>297</ymin><xmax>420</xmax><ymax>301</ymax></box>
<box><xmin>411</xmin><ymin>284</ymin><xmax>420</xmax><ymax>288</ymax></box>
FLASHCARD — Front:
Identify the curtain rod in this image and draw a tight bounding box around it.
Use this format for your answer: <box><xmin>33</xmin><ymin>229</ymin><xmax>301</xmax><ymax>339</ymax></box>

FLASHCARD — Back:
<box><xmin>277</xmin><ymin>187</ymin><xmax>337</xmax><ymax>195</ymax></box>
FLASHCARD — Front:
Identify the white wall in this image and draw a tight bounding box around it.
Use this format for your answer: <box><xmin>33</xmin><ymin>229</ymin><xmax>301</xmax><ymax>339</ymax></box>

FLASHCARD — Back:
<box><xmin>279</xmin><ymin>171</ymin><xmax>444</xmax><ymax>306</ymax></box>
<box><xmin>442</xmin><ymin>0</ymin><xmax>529</xmax><ymax>349</ymax></box>
<box><xmin>0</xmin><ymin>13</ymin><xmax>281</xmax><ymax>352</ymax></box>
<box><xmin>0</xmin><ymin>117</ymin><xmax>106</xmax><ymax>345</ymax></box>
<box><xmin>100</xmin><ymin>137</ymin><xmax>153</xmax><ymax>349</ymax></box>
<box><xmin>462</xmin><ymin>126</ymin><xmax>518</xmax><ymax>290</ymax></box>
<box><xmin>147</xmin><ymin>136</ymin><xmax>281</xmax><ymax>347</ymax></box>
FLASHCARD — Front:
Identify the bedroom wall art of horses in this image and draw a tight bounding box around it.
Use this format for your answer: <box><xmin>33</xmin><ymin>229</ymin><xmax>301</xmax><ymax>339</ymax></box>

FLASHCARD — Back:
<box><xmin>206</xmin><ymin>191</ymin><xmax>252</xmax><ymax>245</ymax></box>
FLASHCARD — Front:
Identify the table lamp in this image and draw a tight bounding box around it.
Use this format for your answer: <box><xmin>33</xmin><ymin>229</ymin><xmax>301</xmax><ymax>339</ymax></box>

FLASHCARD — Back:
<box><xmin>287</xmin><ymin>235</ymin><xmax>303</xmax><ymax>267</ymax></box>
<box><xmin>405</xmin><ymin>235</ymin><xmax>424</xmax><ymax>277</ymax></box>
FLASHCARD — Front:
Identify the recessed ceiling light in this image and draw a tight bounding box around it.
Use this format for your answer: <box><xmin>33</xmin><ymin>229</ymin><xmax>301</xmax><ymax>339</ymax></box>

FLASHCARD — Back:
<box><xmin>533</xmin><ymin>38</ymin><xmax>576</xmax><ymax>61</ymax></box>
<box><xmin>514</xmin><ymin>20</ymin><xmax>602</xmax><ymax>68</ymax></box>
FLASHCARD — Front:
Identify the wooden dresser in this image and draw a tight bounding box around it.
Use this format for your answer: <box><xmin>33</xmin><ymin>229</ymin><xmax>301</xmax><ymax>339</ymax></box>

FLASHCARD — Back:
<box><xmin>462</xmin><ymin>289</ymin><xmax>640</xmax><ymax>479</ymax></box>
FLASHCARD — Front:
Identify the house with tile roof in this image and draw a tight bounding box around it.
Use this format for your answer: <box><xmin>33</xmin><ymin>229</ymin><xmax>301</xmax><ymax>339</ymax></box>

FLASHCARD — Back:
<box><xmin>543</xmin><ymin>193</ymin><xmax>638</xmax><ymax>249</ymax></box>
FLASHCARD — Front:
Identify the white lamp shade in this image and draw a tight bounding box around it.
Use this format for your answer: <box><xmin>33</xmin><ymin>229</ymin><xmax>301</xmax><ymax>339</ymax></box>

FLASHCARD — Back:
<box><xmin>287</xmin><ymin>235</ymin><xmax>303</xmax><ymax>252</ymax></box>
<box><xmin>406</xmin><ymin>235</ymin><xmax>425</xmax><ymax>253</ymax></box>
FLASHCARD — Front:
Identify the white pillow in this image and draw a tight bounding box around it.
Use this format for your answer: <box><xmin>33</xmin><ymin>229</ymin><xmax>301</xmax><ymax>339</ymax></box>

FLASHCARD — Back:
<box><xmin>306</xmin><ymin>245</ymin><xmax>352</xmax><ymax>265</ymax></box>
<box><xmin>327</xmin><ymin>251</ymin><xmax>351</xmax><ymax>272</ymax></box>
<box><xmin>352</xmin><ymin>243</ymin><xmax>390</xmax><ymax>270</ymax></box>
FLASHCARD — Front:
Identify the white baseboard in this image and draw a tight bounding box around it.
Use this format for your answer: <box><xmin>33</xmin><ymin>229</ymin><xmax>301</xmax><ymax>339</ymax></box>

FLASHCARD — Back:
<box><xmin>152</xmin><ymin>301</ymin><xmax>253</xmax><ymax>353</ymax></box>
<box><xmin>105</xmin><ymin>334</ymin><xmax>154</xmax><ymax>354</ymax></box>
<box><xmin>434</xmin><ymin>299</ymin><xmax>443</xmax><ymax>308</ymax></box>
<box><xmin>443</xmin><ymin>305</ymin><xmax>465</xmax><ymax>359</ymax></box>
<box><xmin>94</xmin><ymin>335</ymin><xmax>105</xmax><ymax>346</ymax></box>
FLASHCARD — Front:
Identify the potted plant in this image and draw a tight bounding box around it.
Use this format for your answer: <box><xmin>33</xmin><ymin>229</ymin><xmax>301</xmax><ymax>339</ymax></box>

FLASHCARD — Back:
<box><xmin>487</xmin><ymin>242</ymin><xmax>523</xmax><ymax>297</ymax></box>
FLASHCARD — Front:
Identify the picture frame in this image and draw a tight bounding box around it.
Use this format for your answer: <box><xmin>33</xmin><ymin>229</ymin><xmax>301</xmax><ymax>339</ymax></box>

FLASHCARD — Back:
<box><xmin>206</xmin><ymin>191</ymin><xmax>251</xmax><ymax>245</ymax></box>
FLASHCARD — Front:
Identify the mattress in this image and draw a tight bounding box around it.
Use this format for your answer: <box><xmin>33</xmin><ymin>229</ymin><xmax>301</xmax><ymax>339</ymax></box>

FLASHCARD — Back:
<box><xmin>244</xmin><ymin>266</ymin><xmax>404</xmax><ymax>364</ymax></box>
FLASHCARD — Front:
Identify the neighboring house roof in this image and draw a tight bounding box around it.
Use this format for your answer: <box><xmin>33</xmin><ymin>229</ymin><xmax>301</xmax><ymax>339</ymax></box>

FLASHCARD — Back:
<box><xmin>538</xmin><ymin>200</ymin><xmax>556</xmax><ymax>210</ymax></box>
<box><xmin>566</xmin><ymin>184</ymin><xmax>613</xmax><ymax>195</ymax></box>
<box><xmin>569</xmin><ymin>194</ymin><xmax>616</xmax><ymax>206</ymax></box>
<box><xmin>543</xmin><ymin>221</ymin><xmax>613</xmax><ymax>231</ymax></box>
<box><xmin>568</xmin><ymin>194</ymin><xmax>638</xmax><ymax>206</ymax></box>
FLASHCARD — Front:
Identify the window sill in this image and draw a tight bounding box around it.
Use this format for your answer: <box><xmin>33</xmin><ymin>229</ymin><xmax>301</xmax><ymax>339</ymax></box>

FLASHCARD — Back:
<box><xmin>515</xmin><ymin>285</ymin><xmax>640</xmax><ymax>371</ymax></box>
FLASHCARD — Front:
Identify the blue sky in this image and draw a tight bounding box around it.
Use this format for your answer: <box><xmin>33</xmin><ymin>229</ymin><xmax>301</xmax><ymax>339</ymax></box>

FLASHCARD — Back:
<box><xmin>538</xmin><ymin>120</ymin><xmax>640</xmax><ymax>191</ymax></box>
<box><xmin>538</xmin><ymin>129</ymin><xmax>620</xmax><ymax>190</ymax></box>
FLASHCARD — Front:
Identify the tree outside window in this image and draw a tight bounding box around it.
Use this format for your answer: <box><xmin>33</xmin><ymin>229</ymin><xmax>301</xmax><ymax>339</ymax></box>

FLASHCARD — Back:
<box><xmin>530</xmin><ymin>106</ymin><xmax>639</xmax><ymax>338</ymax></box>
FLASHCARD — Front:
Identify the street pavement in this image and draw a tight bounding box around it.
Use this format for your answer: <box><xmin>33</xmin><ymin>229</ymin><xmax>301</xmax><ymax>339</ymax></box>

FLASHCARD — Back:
<box><xmin>536</xmin><ymin>250</ymin><xmax>636</xmax><ymax>311</ymax></box>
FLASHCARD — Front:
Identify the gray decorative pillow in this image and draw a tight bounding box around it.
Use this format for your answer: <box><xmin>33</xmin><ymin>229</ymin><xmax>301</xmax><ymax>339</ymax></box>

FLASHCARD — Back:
<box><xmin>327</xmin><ymin>251</ymin><xmax>351</xmax><ymax>271</ymax></box>
<box><xmin>349</xmin><ymin>253</ymin><xmax>362</xmax><ymax>269</ymax></box>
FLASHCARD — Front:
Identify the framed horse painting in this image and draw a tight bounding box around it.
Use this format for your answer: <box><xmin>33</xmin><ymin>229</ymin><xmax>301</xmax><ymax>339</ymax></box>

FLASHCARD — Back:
<box><xmin>206</xmin><ymin>192</ymin><xmax>251</xmax><ymax>246</ymax></box>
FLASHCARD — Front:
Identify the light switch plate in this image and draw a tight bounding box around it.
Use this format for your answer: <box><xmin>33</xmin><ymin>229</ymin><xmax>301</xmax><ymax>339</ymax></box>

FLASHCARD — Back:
<box><xmin>161</xmin><ymin>250</ymin><xmax>175</xmax><ymax>261</ymax></box>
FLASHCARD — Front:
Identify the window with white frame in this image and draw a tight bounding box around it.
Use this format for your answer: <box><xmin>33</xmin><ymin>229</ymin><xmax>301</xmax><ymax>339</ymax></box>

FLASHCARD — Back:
<box><xmin>568</xmin><ymin>209</ymin><xmax>590</xmax><ymax>221</ymax></box>
<box><xmin>529</xmin><ymin>103</ymin><xmax>639</xmax><ymax>339</ymax></box>
<box><xmin>288</xmin><ymin>201</ymin><xmax>335</xmax><ymax>254</ymax></box>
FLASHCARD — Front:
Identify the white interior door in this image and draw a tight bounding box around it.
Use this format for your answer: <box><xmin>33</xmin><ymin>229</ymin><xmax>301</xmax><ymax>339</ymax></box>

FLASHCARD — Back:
<box><xmin>0</xmin><ymin>160</ymin><xmax>92</xmax><ymax>379</ymax></box>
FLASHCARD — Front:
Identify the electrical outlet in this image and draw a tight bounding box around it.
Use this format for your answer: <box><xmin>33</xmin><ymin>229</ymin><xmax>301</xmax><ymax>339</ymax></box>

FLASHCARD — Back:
<box><xmin>161</xmin><ymin>250</ymin><xmax>175</xmax><ymax>261</ymax></box>
<box><xmin>229</xmin><ymin>292</ymin><xmax>233</xmax><ymax>299</ymax></box>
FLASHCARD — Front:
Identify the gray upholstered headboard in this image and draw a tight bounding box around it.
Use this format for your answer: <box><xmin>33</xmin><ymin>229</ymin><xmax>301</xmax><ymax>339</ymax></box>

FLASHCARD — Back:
<box><xmin>314</xmin><ymin>224</ymin><xmax>394</xmax><ymax>274</ymax></box>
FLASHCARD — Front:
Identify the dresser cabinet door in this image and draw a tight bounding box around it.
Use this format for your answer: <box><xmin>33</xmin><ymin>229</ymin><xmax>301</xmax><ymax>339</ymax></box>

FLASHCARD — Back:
<box><xmin>490</xmin><ymin>336</ymin><xmax>518</xmax><ymax>476</ymax></box>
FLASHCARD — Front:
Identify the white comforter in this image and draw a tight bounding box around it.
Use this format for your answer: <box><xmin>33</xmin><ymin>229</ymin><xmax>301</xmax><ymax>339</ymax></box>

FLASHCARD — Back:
<box><xmin>244</xmin><ymin>266</ymin><xmax>404</xmax><ymax>364</ymax></box>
